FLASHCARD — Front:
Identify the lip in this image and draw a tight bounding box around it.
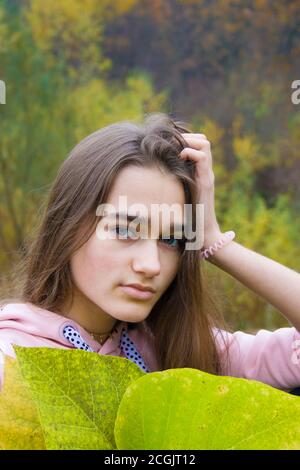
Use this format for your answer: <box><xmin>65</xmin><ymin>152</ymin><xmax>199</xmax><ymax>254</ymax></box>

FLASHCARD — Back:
<box><xmin>120</xmin><ymin>284</ymin><xmax>155</xmax><ymax>299</ymax></box>
<box><xmin>125</xmin><ymin>283</ymin><xmax>156</xmax><ymax>293</ymax></box>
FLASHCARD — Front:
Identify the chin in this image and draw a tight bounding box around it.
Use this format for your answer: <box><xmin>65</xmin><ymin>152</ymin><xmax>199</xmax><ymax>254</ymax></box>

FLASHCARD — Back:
<box><xmin>107</xmin><ymin>298</ymin><xmax>151</xmax><ymax>323</ymax></box>
<box><xmin>115</xmin><ymin>311</ymin><xmax>149</xmax><ymax>324</ymax></box>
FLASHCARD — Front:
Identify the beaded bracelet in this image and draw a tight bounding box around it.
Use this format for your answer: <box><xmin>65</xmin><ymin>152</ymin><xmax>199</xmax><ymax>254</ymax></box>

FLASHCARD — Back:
<box><xmin>200</xmin><ymin>230</ymin><xmax>235</xmax><ymax>260</ymax></box>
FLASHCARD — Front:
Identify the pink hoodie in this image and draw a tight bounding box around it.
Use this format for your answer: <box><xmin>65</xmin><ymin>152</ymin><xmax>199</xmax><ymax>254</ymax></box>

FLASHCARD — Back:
<box><xmin>1</xmin><ymin>302</ymin><xmax>300</xmax><ymax>393</ymax></box>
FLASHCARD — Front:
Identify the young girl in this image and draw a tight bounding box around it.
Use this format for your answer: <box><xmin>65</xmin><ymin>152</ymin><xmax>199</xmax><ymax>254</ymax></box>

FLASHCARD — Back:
<box><xmin>1</xmin><ymin>112</ymin><xmax>300</xmax><ymax>395</ymax></box>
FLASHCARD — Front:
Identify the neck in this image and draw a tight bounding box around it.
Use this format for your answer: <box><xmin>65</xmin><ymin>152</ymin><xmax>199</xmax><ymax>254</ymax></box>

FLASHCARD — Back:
<box><xmin>87</xmin><ymin>330</ymin><xmax>112</xmax><ymax>345</ymax></box>
<box><xmin>58</xmin><ymin>291</ymin><xmax>118</xmax><ymax>336</ymax></box>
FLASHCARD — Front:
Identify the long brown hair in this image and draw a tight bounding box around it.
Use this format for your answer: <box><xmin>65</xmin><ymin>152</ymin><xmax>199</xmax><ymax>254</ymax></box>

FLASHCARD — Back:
<box><xmin>0</xmin><ymin>112</ymin><xmax>232</xmax><ymax>374</ymax></box>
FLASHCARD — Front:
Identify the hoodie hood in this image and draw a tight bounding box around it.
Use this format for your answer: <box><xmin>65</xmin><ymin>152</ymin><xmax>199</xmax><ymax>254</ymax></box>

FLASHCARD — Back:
<box><xmin>0</xmin><ymin>302</ymin><xmax>159</xmax><ymax>374</ymax></box>
<box><xmin>0</xmin><ymin>302</ymin><xmax>127</xmax><ymax>357</ymax></box>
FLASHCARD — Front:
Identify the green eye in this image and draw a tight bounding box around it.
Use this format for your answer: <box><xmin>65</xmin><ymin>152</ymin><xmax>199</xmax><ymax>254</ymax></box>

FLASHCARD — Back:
<box><xmin>111</xmin><ymin>225</ymin><xmax>186</xmax><ymax>251</ymax></box>
<box><xmin>112</xmin><ymin>225</ymin><xmax>138</xmax><ymax>239</ymax></box>
<box><xmin>160</xmin><ymin>236</ymin><xmax>186</xmax><ymax>251</ymax></box>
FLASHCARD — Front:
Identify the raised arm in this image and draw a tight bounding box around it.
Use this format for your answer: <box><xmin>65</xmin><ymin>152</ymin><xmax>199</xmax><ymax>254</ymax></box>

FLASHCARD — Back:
<box><xmin>206</xmin><ymin>239</ymin><xmax>300</xmax><ymax>332</ymax></box>
<box><xmin>179</xmin><ymin>133</ymin><xmax>300</xmax><ymax>331</ymax></box>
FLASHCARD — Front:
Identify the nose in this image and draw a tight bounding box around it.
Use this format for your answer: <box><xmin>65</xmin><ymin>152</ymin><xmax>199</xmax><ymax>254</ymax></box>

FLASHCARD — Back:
<box><xmin>132</xmin><ymin>239</ymin><xmax>161</xmax><ymax>277</ymax></box>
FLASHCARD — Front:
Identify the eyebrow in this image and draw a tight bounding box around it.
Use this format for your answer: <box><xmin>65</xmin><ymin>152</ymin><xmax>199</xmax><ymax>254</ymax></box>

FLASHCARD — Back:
<box><xmin>103</xmin><ymin>211</ymin><xmax>186</xmax><ymax>233</ymax></box>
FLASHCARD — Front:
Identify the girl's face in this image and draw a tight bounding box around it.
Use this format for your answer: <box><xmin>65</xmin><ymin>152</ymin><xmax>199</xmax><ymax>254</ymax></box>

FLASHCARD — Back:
<box><xmin>69</xmin><ymin>165</ymin><xmax>186</xmax><ymax>325</ymax></box>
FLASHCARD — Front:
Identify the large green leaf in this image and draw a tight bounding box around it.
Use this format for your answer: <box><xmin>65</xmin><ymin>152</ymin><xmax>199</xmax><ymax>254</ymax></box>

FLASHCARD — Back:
<box><xmin>114</xmin><ymin>368</ymin><xmax>300</xmax><ymax>450</ymax></box>
<box><xmin>13</xmin><ymin>347</ymin><xmax>145</xmax><ymax>450</ymax></box>
<box><xmin>0</xmin><ymin>356</ymin><xmax>45</xmax><ymax>449</ymax></box>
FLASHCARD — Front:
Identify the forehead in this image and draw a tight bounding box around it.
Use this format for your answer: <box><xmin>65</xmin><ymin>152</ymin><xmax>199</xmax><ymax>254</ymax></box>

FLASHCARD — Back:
<box><xmin>104</xmin><ymin>165</ymin><xmax>186</xmax><ymax>230</ymax></box>
<box><xmin>107</xmin><ymin>165</ymin><xmax>185</xmax><ymax>206</ymax></box>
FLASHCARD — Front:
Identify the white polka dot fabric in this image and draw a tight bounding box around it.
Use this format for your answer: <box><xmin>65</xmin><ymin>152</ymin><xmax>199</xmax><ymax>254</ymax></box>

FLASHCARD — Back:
<box><xmin>119</xmin><ymin>326</ymin><xmax>149</xmax><ymax>373</ymax></box>
<box><xmin>62</xmin><ymin>324</ymin><xmax>149</xmax><ymax>373</ymax></box>
<box><xmin>63</xmin><ymin>326</ymin><xmax>93</xmax><ymax>352</ymax></box>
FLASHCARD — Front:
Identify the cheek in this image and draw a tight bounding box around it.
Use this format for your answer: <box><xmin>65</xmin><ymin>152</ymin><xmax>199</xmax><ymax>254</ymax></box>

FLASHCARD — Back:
<box><xmin>71</xmin><ymin>239</ymin><xmax>121</xmax><ymax>287</ymax></box>
<box><xmin>167</xmin><ymin>265</ymin><xmax>179</xmax><ymax>287</ymax></box>
<box><xmin>160</xmin><ymin>255</ymin><xmax>180</xmax><ymax>288</ymax></box>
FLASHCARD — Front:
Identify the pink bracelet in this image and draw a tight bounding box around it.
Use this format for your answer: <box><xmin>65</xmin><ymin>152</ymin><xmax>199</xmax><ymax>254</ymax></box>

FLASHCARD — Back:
<box><xmin>200</xmin><ymin>231</ymin><xmax>235</xmax><ymax>260</ymax></box>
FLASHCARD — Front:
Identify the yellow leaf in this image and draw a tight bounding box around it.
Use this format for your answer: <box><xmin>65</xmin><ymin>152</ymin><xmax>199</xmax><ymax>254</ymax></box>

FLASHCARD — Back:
<box><xmin>0</xmin><ymin>355</ymin><xmax>45</xmax><ymax>450</ymax></box>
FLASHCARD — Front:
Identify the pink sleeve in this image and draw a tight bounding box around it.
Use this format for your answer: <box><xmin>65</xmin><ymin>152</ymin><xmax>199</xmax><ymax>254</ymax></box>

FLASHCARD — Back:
<box><xmin>214</xmin><ymin>326</ymin><xmax>300</xmax><ymax>392</ymax></box>
<box><xmin>0</xmin><ymin>350</ymin><xmax>4</xmax><ymax>391</ymax></box>
<box><xmin>0</xmin><ymin>340</ymin><xmax>17</xmax><ymax>391</ymax></box>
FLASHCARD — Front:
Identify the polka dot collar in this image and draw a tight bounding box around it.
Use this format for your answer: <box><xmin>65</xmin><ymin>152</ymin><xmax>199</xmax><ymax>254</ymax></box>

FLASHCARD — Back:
<box><xmin>62</xmin><ymin>324</ymin><xmax>149</xmax><ymax>373</ymax></box>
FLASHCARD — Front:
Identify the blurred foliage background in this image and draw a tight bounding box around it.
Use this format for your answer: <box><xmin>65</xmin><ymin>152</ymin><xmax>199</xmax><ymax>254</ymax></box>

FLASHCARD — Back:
<box><xmin>0</xmin><ymin>0</ymin><xmax>300</xmax><ymax>332</ymax></box>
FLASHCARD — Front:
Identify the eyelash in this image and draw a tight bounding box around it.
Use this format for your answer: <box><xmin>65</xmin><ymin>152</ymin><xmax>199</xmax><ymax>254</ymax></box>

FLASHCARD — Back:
<box><xmin>111</xmin><ymin>225</ymin><xmax>186</xmax><ymax>251</ymax></box>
